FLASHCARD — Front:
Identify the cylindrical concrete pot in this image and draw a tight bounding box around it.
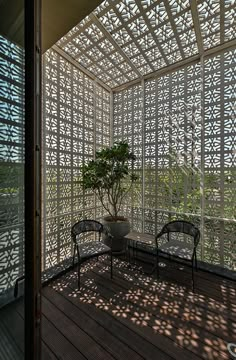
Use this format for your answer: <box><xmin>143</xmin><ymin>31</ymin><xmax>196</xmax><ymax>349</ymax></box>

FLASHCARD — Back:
<box><xmin>103</xmin><ymin>216</ymin><xmax>130</xmax><ymax>254</ymax></box>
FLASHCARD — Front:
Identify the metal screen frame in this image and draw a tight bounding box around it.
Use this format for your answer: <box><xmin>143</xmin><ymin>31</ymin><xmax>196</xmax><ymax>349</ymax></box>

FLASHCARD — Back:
<box><xmin>113</xmin><ymin>48</ymin><xmax>236</xmax><ymax>272</ymax></box>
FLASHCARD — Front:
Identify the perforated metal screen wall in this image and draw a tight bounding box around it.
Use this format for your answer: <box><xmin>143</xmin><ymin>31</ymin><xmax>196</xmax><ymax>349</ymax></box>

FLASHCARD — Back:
<box><xmin>0</xmin><ymin>36</ymin><xmax>24</xmax><ymax>300</ymax></box>
<box><xmin>42</xmin><ymin>48</ymin><xmax>111</xmax><ymax>270</ymax></box>
<box><xmin>114</xmin><ymin>49</ymin><xmax>236</xmax><ymax>271</ymax></box>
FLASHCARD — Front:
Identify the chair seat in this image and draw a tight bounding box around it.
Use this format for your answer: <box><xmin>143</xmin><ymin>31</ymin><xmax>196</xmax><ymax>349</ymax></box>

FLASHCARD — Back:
<box><xmin>79</xmin><ymin>241</ymin><xmax>111</xmax><ymax>259</ymax></box>
<box><xmin>158</xmin><ymin>239</ymin><xmax>194</xmax><ymax>260</ymax></box>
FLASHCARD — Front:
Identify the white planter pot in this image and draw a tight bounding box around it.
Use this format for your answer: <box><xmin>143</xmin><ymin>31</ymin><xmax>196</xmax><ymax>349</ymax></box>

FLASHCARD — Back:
<box><xmin>103</xmin><ymin>216</ymin><xmax>130</xmax><ymax>254</ymax></box>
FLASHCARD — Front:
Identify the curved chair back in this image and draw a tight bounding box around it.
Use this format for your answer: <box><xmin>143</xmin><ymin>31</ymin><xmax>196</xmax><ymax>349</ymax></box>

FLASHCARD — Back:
<box><xmin>157</xmin><ymin>220</ymin><xmax>200</xmax><ymax>247</ymax></box>
<box><xmin>71</xmin><ymin>220</ymin><xmax>103</xmax><ymax>244</ymax></box>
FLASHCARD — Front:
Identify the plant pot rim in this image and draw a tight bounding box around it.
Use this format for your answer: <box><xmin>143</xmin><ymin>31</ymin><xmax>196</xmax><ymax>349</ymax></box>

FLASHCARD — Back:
<box><xmin>103</xmin><ymin>215</ymin><xmax>129</xmax><ymax>223</ymax></box>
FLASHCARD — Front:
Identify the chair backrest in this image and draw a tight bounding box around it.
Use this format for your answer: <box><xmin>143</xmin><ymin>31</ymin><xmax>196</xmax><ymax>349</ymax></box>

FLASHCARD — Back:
<box><xmin>71</xmin><ymin>220</ymin><xmax>103</xmax><ymax>244</ymax></box>
<box><xmin>157</xmin><ymin>220</ymin><xmax>200</xmax><ymax>246</ymax></box>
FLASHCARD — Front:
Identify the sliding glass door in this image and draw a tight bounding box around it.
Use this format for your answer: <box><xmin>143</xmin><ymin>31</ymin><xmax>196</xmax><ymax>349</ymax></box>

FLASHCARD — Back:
<box><xmin>0</xmin><ymin>1</ymin><xmax>41</xmax><ymax>359</ymax></box>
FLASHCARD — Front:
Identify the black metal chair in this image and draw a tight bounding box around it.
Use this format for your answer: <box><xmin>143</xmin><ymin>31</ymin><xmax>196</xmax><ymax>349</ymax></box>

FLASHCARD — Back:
<box><xmin>155</xmin><ymin>220</ymin><xmax>200</xmax><ymax>291</ymax></box>
<box><xmin>71</xmin><ymin>220</ymin><xmax>113</xmax><ymax>289</ymax></box>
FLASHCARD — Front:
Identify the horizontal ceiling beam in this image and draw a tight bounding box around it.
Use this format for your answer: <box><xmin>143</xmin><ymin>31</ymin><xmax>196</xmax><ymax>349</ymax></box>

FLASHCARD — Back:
<box><xmin>90</xmin><ymin>13</ymin><xmax>143</xmax><ymax>80</ymax></box>
<box><xmin>52</xmin><ymin>45</ymin><xmax>112</xmax><ymax>92</ymax></box>
<box><xmin>113</xmin><ymin>39</ymin><xmax>236</xmax><ymax>92</ymax></box>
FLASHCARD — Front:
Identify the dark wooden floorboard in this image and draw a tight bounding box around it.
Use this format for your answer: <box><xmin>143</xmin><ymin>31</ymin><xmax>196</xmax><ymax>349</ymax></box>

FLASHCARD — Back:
<box><xmin>0</xmin><ymin>312</ymin><xmax>23</xmax><ymax>360</ymax></box>
<box><xmin>0</xmin><ymin>299</ymin><xmax>24</xmax><ymax>359</ymax></box>
<box><xmin>88</xmin><ymin>262</ymin><xmax>230</xmax><ymax>359</ymax></box>
<box><xmin>49</xmin><ymin>276</ymin><xmax>171</xmax><ymax>360</ymax></box>
<box><xmin>132</xmin><ymin>253</ymin><xmax>236</xmax><ymax>307</ymax></box>
<box><xmin>0</xmin><ymin>256</ymin><xmax>235</xmax><ymax>360</ymax></box>
<box><xmin>46</xmin><ymin>256</ymin><xmax>235</xmax><ymax>360</ymax></box>
<box><xmin>42</xmin><ymin>314</ymin><xmax>86</xmax><ymax>360</ymax></box>
<box><xmin>128</xmin><ymin>254</ymin><xmax>236</xmax><ymax>313</ymax></box>
<box><xmin>42</xmin><ymin>296</ymin><xmax>115</xmax><ymax>360</ymax></box>
<box><xmin>41</xmin><ymin>342</ymin><xmax>59</xmax><ymax>360</ymax></box>
<box><xmin>43</xmin><ymin>286</ymin><xmax>144</xmax><ymax>360</ymax></box>
<box><xmin>103</xmin><ymin>261</ymin><xmax>235</xmax><ymax>341</ymax></box>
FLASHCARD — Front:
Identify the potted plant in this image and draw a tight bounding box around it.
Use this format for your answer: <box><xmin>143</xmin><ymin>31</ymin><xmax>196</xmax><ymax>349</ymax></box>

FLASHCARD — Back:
<box><xmin>81</xmin><ymin>141</ymin><xmax>138</xmax><ymax>253</ymax></box>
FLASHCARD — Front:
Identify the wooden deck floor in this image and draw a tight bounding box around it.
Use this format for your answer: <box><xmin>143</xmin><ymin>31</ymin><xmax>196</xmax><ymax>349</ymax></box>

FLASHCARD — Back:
<box><xmin>1</xmin><ymin>256</ymin><xmax>236</xmax><ymax>359</ymax></box>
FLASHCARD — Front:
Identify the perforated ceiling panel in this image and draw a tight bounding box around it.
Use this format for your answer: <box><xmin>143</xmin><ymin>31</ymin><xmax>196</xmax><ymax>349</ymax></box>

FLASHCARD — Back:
<box><xmin>56</xmin><ymin>0</ymin><xmax>236</xmax><ymax>89</ymax></box>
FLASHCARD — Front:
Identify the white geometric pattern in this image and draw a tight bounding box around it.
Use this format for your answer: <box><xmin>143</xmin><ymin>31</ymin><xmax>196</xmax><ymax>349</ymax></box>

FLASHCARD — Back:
<box><xmin>42</xmin><ymin>49</ymin><xmax>111</xmax><ymax>270</ymax></box>
<box><xmin>113</xmin><ymin>49</ymin><xmax>236</xmax><ymax>271</ymax></box>
<box><xmin>56</xmin><ymin>0</ymin><xmax>236</xmax><ymax>89</ymax></box>
<box><xmin>41</xmin><ymin>2</ymin><xmax>236</xmax><ymax>273</ymax></box>
<box><xmin>0</xmin><ymin>35</ymin><xmax>24</xmax><ymax>299</ymax></box>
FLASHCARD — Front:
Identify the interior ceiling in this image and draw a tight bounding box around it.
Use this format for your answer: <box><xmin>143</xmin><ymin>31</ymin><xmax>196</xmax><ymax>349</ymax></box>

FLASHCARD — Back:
<box><xmin>0</xmin><ymin>0</ymin><xmax>103</xmax><ymax>51</ymax></box>
<box><xmin>42</xmin><ymin>0</ymin><xmax>104</xmax><ymax>52</ymax></box>
<box><xmin>0</xmin><ymin>0</ymin><xmax>24</xmax><ymax>46</ymax></box>
<box><xmin>55</xmin><ymin>0</ymin><xmax>236</xmax><ymax>90</ymax></box>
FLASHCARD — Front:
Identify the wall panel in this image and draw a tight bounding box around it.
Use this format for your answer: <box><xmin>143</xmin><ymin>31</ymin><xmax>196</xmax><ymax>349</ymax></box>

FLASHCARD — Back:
<box><xmin>113</xmin><ymin>84</ymin><xmax>143</xmax><ymax>232</ymax></box>
<box><xmin>113</xmin><ymin>48</ymin><xmax>236</xmax><ymax>271</ymax></box>
<box><xmin>42</xmin><ymin>49</ymin><xmax>110</xmax><ymax>270</ymax></box>
<box><xmin>0</xmin><ymin>35</ymin><xmax>24</xmax><ymax>304</ymax></box>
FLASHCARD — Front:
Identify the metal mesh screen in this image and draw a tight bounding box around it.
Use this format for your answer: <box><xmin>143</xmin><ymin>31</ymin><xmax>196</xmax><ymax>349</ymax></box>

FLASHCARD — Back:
<box><xmin>113</xmin><ymin>84</ymin><xmax>143</xmax><ymax>232</ymax></box>
<box><xmin>56</xmin><ymin>0</ymin><xmax>236</xmax><ymax>89</ymax></box>
<box><xmin>42</xmin><ymin>49</ymin><xmax>111</xmax><ymax>271</ymax></box>
<box><xmin>113</xmin><ymin>49</ymin><xmax>236</xmax><ymax>271</ymax></box>
<box><xmin>0</xmin><ymin>36</ymin><xmax>24</xmax><ymax>302</ymax></box>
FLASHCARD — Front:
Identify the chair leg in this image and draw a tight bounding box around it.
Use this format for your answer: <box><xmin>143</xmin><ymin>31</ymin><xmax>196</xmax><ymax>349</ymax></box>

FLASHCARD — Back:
<box><xmin>110</xmin><ymin>252</ymin><xmax>113</xmax><ymax>279</ymax></box>
<box><xmin>156</xmin><ymin>249</ymin><xmax>159</xmax><ymax>279</ymax></box>
<box><xmin>133</xmin><ymin>242</ymin><xmax>136</xmax><ymax>264</ymax></box>
<box><xmin>192</xmin><ymin>258</ymin><xmax>194</xmax><ymax>292</ymax></box>
<box><xmin>78</xmin><ymin>261</ymin><xmax>81</xmax><ymax>290</ymax></box>
<box><xmin>72</xmin><ymin>244</ymin><xmax>76</xmax><ymax>267</ymax></box>
<box><xmin>195</xmin><ymin>251</ymin><xmax>198</xmax><ymax>271</ymax></box>
<box><xmin>128</xmin><ymin>244</ymin><xmax>131</xmax><ymax>265</ymax></box>
<box><xmin>77</xmin><ymin>248</ymin><xmax>80</xmax><ymax>290</ymax></box>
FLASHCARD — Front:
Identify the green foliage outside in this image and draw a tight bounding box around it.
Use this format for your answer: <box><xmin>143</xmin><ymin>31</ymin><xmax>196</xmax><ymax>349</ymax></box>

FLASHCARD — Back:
<box><xmin>0</xmin><ymin>162</ymin><xmax>23</xmax><ymax>195</ymax></box>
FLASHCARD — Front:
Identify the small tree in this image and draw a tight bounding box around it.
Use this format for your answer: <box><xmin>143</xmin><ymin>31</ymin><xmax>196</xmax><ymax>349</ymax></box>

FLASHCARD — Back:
<box><xmin>82</xmin><ymin>141</ymin><xmax>138</xmax><ymax>221</ymax></box>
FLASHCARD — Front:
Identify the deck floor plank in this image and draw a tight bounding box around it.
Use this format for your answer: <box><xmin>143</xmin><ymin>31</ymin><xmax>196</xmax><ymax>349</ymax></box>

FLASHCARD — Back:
<box><xmin>46</xmin><ymin>256</ymin><xmax>235</xmax><ymax>360</ymax></box>
<box><xmin>43</xmin><ymin>286</ymin><xmax>144</xmax><ymax>360</ymax></box>
<box><xmin>49</xmin><ymin>274</ymin><xmax>172</xmax><ymax>360</ymax></box>
<box><xmin>42</xmin><ymin>295</ymin><xmax>116</xmax><ymax>360</ymax></box>
<box><xmin>0</xmin><ymin>256</ymin><xmax>235</xmax><ymax>360</ymax></box>
<box><xmin>87</xmin><ymin>262</ymin><xmax>231</xmax><ymax>359</ymax></box>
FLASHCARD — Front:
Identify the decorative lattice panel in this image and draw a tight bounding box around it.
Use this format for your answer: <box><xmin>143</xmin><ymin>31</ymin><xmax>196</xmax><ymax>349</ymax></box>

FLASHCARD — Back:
<box><xmin>57</xmin><ymin>16</ymin><xmax>138</xmax><ymax>89</ymax></box>
<box><xmin>113</xmin><ymin>49</ymin><xmax>236</xmax><ymax>271</ymax></box>
<box><xmin>54</xmin><ymin>0</ymin><xmax>236</xmax><ymax>89</ymax></box>
<box><xmin>203</xmin><ymin>49</ymin><xmax>236</xmax><ymax>269</ymax></box>
<box><xmin>0</xmin><ymin>36</ymin><xmax>24</xmax><ymax>299</ymax></box>
<box><xmin>113</xmin><ymin>84</ymin><xmax>143</xmax><ymax>232</ymax></box>
<box><xmin>42</xmin><ymin>49</ymin><xmax>111</xmax><ymax>270</ymax></box>
<box><xmin>197</xmin><ymin>0</ymin><xmax>236</xmax><ymax>49</ymax></box>
<box><xmin>94</xmin><ymin>83</ymin><xmax>111</xmax><ymax>220</ymax></box>
<box><xmin>142</xmin><ymin>64</ymin><xmax>202</xmax><ymax>234</ymax></box>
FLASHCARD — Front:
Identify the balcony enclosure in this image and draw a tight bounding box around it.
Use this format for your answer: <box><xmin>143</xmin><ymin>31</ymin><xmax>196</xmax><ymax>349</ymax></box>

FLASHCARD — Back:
<box><xmin>0</xmin><ymin>0</ymin><xmax>236</xmax><ymax>358</ymax></box>
<box><xmin>41</xmin><ymin>0</ymin><xmax>236</xmax><ymax>278</ymax></box>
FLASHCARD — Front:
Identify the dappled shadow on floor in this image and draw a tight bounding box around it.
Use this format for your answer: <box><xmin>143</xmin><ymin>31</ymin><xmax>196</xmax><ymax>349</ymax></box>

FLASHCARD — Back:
<box><xmin>49</xmin><ymin>256</ymin><xmax>236</xmax><ymax>360</ymax></box>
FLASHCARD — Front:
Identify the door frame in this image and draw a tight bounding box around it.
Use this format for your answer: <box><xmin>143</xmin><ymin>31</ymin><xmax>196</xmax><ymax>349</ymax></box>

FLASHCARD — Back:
<box><xmin>24</xmin><ymin>0</ymin><xmax>42</xmax><ymax>358</ymax></box>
